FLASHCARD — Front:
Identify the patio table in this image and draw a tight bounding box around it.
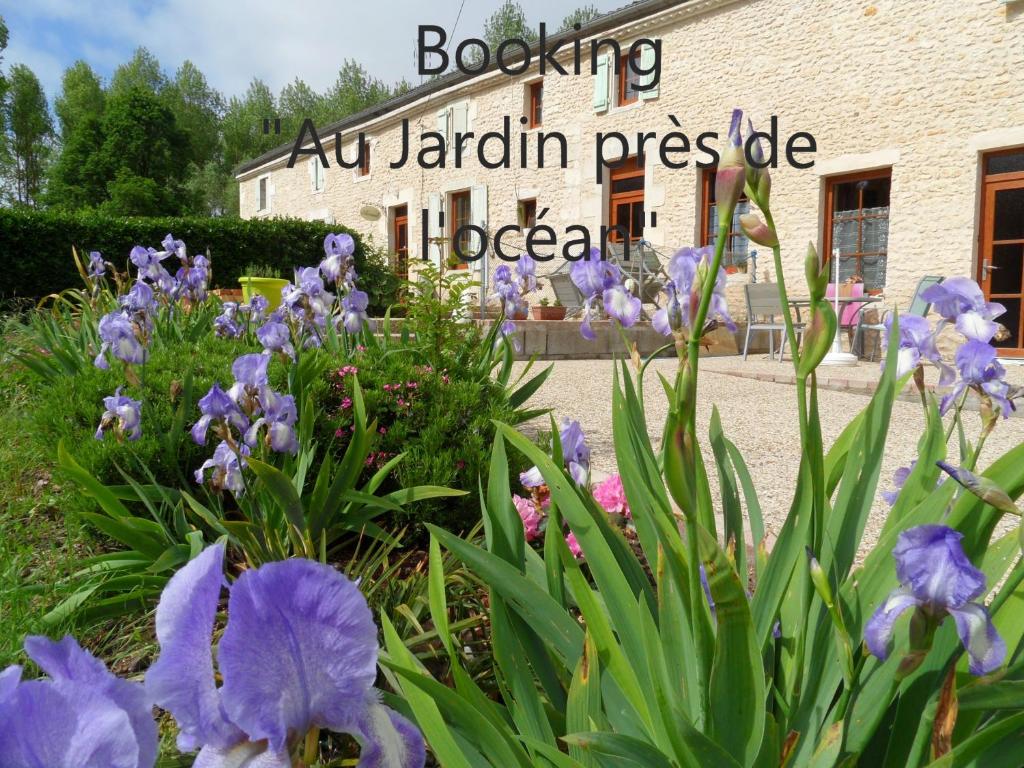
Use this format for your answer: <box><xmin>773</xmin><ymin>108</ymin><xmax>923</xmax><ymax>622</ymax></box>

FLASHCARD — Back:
<box><xmin>787</xmin><ymin>295</ymin><xmax>881</xmax><ymax>365</ymax></box>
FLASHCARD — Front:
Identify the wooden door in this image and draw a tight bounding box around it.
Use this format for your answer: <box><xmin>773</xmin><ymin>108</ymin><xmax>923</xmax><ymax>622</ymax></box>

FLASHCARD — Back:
<box><xmin>979</xmin><ymin>149</ymin><xmax>1024</xmax><ymax>356</ymax></box>
<box><xmin>393</xmin><ymin>205</ymin><xmax>408</xmax><ymax>281</ymax></box>
<box><xmin>608</xmin><ymin>156</ymin><xmax>645</xmax><ymax>243</ymax></box>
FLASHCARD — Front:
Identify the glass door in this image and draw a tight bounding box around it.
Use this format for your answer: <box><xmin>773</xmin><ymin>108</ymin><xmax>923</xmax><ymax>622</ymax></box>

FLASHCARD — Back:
<box><xmin>979</xmin><ymin>150</ymin><xmax>1024</xmax><ymax>356</ymax></box>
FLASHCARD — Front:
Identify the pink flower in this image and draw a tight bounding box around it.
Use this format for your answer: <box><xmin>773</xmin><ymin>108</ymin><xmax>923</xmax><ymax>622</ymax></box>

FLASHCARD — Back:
<box><xmin>341</xmin><ymin>397</ymin><xmax>352</xmax><ymax>410</ymax></box>
<box><xmin>592</xmin><ymin>474</ymin><xmax>630</xmax><ymax>518</ymax></box>
<box><xmin>513</xmin><ymin>494</ymin><xmax>543</xmax><ymax>542</ymax></box>
<box><xmin>379</xmin><ymin>426</ymin><xmax>387</xmax><ymax>435</ymax></box>
<box><xmin>565</xmin><ymin>531</ymin><xmax>583</xmax><ymax>559</ymax></box>
<box><xmin>334</xmin><ymin>428</ymin><xmax>344</xmax><ymax>438</ymax></box>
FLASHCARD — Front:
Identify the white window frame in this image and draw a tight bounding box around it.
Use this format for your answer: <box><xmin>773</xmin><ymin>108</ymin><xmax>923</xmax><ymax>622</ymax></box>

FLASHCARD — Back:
<box><xmin>257</xmin><ymin>174</ymin><xmax>271</xmax><ymax>214</ymax></box>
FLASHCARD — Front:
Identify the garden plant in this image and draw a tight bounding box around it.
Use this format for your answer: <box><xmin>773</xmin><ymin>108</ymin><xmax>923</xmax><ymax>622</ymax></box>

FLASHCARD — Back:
<box><xmin>0</xmin><ymin>109</ymin><xmax>1022</xmax><ymax>767</ymax></box>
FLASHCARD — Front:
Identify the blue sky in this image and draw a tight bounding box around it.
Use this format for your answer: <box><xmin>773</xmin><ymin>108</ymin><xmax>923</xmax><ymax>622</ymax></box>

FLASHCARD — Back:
<box><xmin>1</xmin><ymin>0</ymin><xmax>623</xmax><ymax>103</ymax></box>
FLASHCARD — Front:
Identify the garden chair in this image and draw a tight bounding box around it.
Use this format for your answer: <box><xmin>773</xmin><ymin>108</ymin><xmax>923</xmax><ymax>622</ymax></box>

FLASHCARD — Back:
<box><xmin>853</xmin><ymin>275</ymin><xmax>944</xmax><ymax>360</ymax></box>
<box><xmin>548</xmin><ymin>271</ymin><xmax>585</xmax><ymax>319</ymax></box>
<box><xmin>606</xmin><ymin>242</ymin><xmax>666</xmax><ymax>309</ymax></box>
<box><xmin>743</xmin><ymin>282</ymin><xmax>805</xmax><ymax>361</ymax></box>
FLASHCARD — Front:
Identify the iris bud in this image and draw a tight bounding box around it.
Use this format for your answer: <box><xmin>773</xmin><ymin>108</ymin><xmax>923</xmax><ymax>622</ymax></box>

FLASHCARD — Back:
<box><xmin>744</xmin><ymin>118</ymin><xmax>772</xmax><ymax>207</ymax></box>
<box><xmin>804</xmin><ymin>243</ymin><xmax>830</xmax><ymax>302</ymax></box>
<box><xmin>937</xmin><ymin>461</ymin><xmax>1020</xmax><ymax>516</ymax></box>
<box><xmin>739</xmin><ymin>213</ymin><xmax>778</xmax><ymax>247</ymax></box>
<box><xmin>715</xmin><ymin>109</ymin><xmax>746</xmax><ymax>228</ymax></box>
<box><xmin>798</xmin><ymin>301</ymin><xmax>838</xmax><ymax>376</ymax></box>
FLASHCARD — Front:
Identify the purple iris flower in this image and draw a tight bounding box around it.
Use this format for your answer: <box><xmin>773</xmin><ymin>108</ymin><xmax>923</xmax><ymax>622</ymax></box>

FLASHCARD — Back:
<box><xmin>192</xmin><ymin>383</ymin><xmax>248</xmax><ymax>446</ymax></box>
<box><xmin>341</xmin><ymin>289</ymin><xmax>370</xmax><ymax>334</ymax></box>
<box><xmin>214</xmin><ymin>302</ymin><xmax>244</xmax><ymax>339</ymax></box>
<box><xmin>521</xmin><ymin>417</ymin><xmax>590</xmax><ymax>487</ymax></box>
<box><xmin>0</xmin><ymin>635</ymin><xmax>157</xmax><ymax>768</ymax></box>
<box><xmin>146</xmin><ymin>545</ymin><xmax>425</xmax><ymax>767</ymax></box>
<box><xmin>321</xmin><ymin>232</ymin><xmax>355</xmax><ymax>285</ymax></box>
<box><xmin>194</xmin><ymin>441</ymin><xmax>249</xmax><ymax>494</ymax></box>
<box><xmin>656</xmin><ymin>246</ymin><xmax>735</xmax><ymax>337</ymax></box>
<box><xmin>922</xmin><ymin>277</ymin><xmax>1006</xmax><ymax>343</ymax></box>
<box><xmin>881</xmin><ymin>462</ymin><xmax>916</xmax><ymax>507</ymax></box>
<box><xmin>570</xmin><ymin>250</ymin><xmax>637</xmax><ymax>340</ymax></box>
<box><xmin>87</xmin><ymin>251</ymin><xmax>106</xmax><ymax>278</ymax></box>
<box><xmin>161</xmin><ymin>233</ymin><xmax>187</xmax><ymax>262</ymax></box>
<box><xmin>942</xmin><ymin>340</ymin><xmax>1014</xmax><ymax>417</ymax></box>
<box><xmin>865</xmin><ymin>525</ymin><xmax>1005</xmax><ymax>675</ymax></box>
<box><xmin>95</xmin><ymin>388</ymin><xmax>143</xmax><ymax>443</ymax></box>
<box><xmin>244</xmin><ymin>294</ymin><xmax>270</xmax><ymax>324</ymax></box>
<box><xmin>245</xmin><ymin>391</ymin><xmax>298</xmax><ymax>454</ymax></box>
<box><xmin>882</xmin><ymin>315</ymin><xmax>954</xmax><ymax>386</ymax></box>
<box><xmin>227</xmin><ymin>354</ymin><xmax>271</xmax><ymax>410</ymax></box>
<box><xmin>515</xmin><ymin>255</ymin><xmax>538</xmax><ymax>293</ymax></box>
<box><xmin>652</xmin><ymin>280</ymin><xmax>683</xmax><ymax>336</ymax></box>
<box><xmin>257</xmin><ymin>320</ymin><xmax>295</xmax><ymax>360</ymax></box>
<box><xmin>95</xmin><ymin>311</ymin><xmax>148</xmax><ymax>369</ymax></box>
<box><xmin>120</xmin><ymin>281</ymin><xmax>157</xmax><ymax>314</ymax></box>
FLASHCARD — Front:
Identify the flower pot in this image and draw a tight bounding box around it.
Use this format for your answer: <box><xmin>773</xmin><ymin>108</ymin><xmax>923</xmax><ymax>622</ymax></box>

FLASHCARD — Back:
<box><xmin>239</xmin><ymin>277</ymin><xmax>290</xmax><ymax>310</ymax></box>
<box><xmin>531</xmin><ymin>305</ymin><xmax>567</xmax><ymax>321</ymax></box>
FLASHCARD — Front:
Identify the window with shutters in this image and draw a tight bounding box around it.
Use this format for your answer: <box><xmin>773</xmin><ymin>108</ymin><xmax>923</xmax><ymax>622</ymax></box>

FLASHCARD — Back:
<box><xmin>358</xmin><ymin>141</ymin><xmax>371</xmax><ymax>177</ymax></box>
<box><xmin>822</xmin><ymin>169</ymin><xmax>892</xmax><ymax>292</ymax></box>
<box><xmin>450</xmin><ymin>190</ymin><xmax>472</xmax><ymax>257</ymax></box>
<box><xmin>527</xmin><ymin>81</ymin><xmax>543</xmax><ymax>128</ymax></box>
<box><xmin>617</xmin><ymin>50</ymin><xmax>642</xmax><ymax>107</ymax></box>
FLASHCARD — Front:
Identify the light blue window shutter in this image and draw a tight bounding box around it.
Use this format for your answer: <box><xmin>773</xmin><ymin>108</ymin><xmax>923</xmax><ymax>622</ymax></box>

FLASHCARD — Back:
<box><xmin>592</xmin><ymin>55</ymin><xmax>610</xmax><ymax>112</ymax></box>
<box><xmin>436</xmin><ymin>108</ymin><xmax>449</xmax><ymax>147</ymax></box>
<box><xmin>470</xmin><ymin>185</ymin><xmax>488</xmax><ymax>270</ymax></box>
<box><xmin>639</xmin><ymin>44</ymin><xmax>659</xmax><ymax>100</ymax></box>
<box><xmin>427</xmin><ymin>193</ymin><xmax>441</xmax><ymax>266</ymax></box>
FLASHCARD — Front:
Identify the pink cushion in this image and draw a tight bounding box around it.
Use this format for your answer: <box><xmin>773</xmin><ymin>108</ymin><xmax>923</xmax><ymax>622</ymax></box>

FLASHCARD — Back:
<box><xmin>825</xmin><ymin>283</ymin><xmax>866</xmax><ymax>326</ymax></box>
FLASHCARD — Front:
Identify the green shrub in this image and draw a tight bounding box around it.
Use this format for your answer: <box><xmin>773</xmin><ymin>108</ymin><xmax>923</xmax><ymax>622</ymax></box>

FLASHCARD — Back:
<box><xmin>0</xmin><ymin>208</ymin><xmax>398</xmax><ymax>313</ymax></box>
<box><xmin>317</xmin><ymin>349</ymin><xmax>530</xmax><ymax>536</ymax></box>
<box><xmin>27</xmin><ymin>334</ymin><xmax>288</xmax><ymax>489</ymax></box>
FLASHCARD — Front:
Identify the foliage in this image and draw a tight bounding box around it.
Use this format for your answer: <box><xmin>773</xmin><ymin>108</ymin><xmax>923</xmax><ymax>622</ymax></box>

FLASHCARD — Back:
<box><xmin>559</xmin><ymin>4</ymin><xmax>601</xmax><ymax>30</ymax></box>
<box><xmin>483</xmin><ymin>0</ymin><xmax>538</xmax><ymax>46</ymax></box>
<box><xmin>0</xmin><ymin>208</ymin><xmax>398</xmax><ymax>312</ymax></box>
<box><xmin>2</xmin><ymin>63</ymin><xmax>53</xmax><ymax>206</ymax></box>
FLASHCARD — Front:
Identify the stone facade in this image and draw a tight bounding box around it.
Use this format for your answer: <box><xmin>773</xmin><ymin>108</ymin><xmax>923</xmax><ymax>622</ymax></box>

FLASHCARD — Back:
<box><xmin>237</xmin><ymin>0</ymin><xmax>1024</xmax><ymax>335</ymax></box>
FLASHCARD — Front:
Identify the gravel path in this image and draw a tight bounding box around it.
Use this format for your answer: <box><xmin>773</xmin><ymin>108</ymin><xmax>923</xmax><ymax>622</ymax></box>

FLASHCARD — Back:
<box><xmin>517</xmin><ymin>358</ymin><xmax>1024</xmax><ymax>553</ymax></box>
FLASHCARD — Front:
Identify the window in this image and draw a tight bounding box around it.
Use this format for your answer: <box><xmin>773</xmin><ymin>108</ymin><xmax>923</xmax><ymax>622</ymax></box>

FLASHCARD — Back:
<box><xmin>450</xmin><ymin>190</ymin><xmax>472</xmax><ymax>256</ymax></box>
<box><xmin>823</xmin><ymin>169</ymin><xmax>892</xmax><ymax>292</ymax></box>
<box><xmin>518</xmin><ymin>198</ymin><xmax>537</xmax><ymax>229</ymax></box>
<box><xmin>392</xmin><ymin>205</ymin><xmax>409</xmax><ymax>282</ymax></box>
<box><xmin>311</xmin><ymin>159</ymin><xmax>324</xmax><ymax>192</ymax></box>
<box><xmin>358</xmin><ymin>143</ymin><xmax>370</xmax><ymax>177</ymax></box>
<box><xmin>608</xmin><ymin>156</ymin><xmax>644</xmax><ymax>243</ymax></box>
<box><xmin>617</xmin><ymin>51</ymin><xmax>641</xmax><ymax>107</ymax></box>
<box><xmin>701</xmin><ymin>169</ymin><xmax>750</xmax><ymax>269</ymax></box>
<box><xmin>528</xmin><ymin>81</ymin><xmax>543</xmax><ymax>128</ymax></box>
<box><xmin>258</xmin><ymin>176</ymin><xmax>269</xmax><ymax>212</ymax></box>
<box><xmin>979</xmin><ymin>148</ymin><xmax>1024</xmax><ymax>355</ymax></box>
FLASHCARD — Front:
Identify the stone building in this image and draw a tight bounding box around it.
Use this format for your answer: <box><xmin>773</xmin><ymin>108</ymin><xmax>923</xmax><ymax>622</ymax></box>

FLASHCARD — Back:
<box><xmin>236</xmin><ymin>0</ymin><xmax>1024</xmax><ymax>357</ymax></box>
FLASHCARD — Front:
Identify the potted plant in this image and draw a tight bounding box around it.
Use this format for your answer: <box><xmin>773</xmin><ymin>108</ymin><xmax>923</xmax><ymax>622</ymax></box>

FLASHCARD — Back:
<box><xmin>447</xmin><ymin>252</ymin><xmax>469</xmax><ymax>271</ymax></box>
<box><xmin>531</xmin><ymin>297</ymin><xmax>567</xmax><ymax>321</ymax></box>
<box><xmin>239</xmin><ymin>262</ymin><xmax>290</xmax><ymax>310</ymax></box>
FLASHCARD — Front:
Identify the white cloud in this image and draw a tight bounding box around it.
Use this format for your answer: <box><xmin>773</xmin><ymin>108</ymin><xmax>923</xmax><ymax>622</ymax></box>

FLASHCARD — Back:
<box><xmin>4</xmin><ymin>0</ymin><xmax>621</xmax><ymax>101</ymax></box>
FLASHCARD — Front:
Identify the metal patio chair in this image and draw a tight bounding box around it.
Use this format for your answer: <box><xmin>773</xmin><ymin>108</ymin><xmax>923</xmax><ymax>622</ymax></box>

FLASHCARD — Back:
<box><xmin>853</xmin><ymin>275</ymin><xmax>944</xmax><ymax>360</ymax></box>
<box><xmin>743</xmin><ymin>283</ymin><xmax>805</xmax><ymax>362</ymax></box>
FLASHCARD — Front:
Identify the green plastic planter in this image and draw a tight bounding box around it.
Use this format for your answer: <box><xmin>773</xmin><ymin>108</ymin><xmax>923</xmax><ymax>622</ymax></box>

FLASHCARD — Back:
<box><xmin>239</xmin><ymin>277</ymin><xmax>290</xmax><ymax>310</ymax></box>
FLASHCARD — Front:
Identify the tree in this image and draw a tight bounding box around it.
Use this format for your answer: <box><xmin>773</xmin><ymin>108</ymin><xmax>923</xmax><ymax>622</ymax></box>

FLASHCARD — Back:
<box><xmin>483</xmin><ymin>1</ymin><xmax>537</xmax><ymax>47</ymax></box>
<box><xmin>323</xmin><ymin>60</ymin><xmax>393</xmax><ymax>123</ymax></box>
<box><xmin>559</xmin><ymin>4</ymin><xmax>601</xmax><ymax>31</ymax></box>
<box><xmin>45</xmin><ymin>114</ymin><xmax>107</xmax><ymax>209</ymax></box>
<box><xmin>3</xmin><ymin>64</ymin><xmax>53</xmax><ymax>206</ymax></box>
<box><xmin>279</xmin><ymin>77</ymin><xmax>327</xmax><ymax>132</ymax></box>
<box><xmin>96</xmin><ymin>87</ymin><xmax>189</xmax><ymax>215</ymax></box>
<box><xmin>110</xmin><ymin>47</ymin><xmax>167</xmax><ymax>96</ymax></box>
<box><xmin>164</xmin><ymin>60</ymin><xmax>224</xmax><ymax>167</ymax></box>
<box><xmin>221</xmin><ymin>79</ymin><xmax>278</xmax><ymax>216</ymax></box>
<box><xmin>54</xmin><ymin>61</ymin><xmax>105</xmax><ymax>137</ymax></box>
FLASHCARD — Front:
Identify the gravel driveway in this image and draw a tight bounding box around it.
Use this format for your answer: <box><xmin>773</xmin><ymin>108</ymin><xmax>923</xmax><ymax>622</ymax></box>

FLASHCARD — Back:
<box><xmin>516</xmin><ymin>357</ymin><xmax>1024</xmax><ymax>553</ymax></box>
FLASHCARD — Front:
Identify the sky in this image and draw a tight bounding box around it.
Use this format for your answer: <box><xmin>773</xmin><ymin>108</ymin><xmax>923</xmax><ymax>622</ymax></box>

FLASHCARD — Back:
<box><xmin>1</xmin><ymin>0</ymin><xmax>625</xmax><ymax>103</ymax></box>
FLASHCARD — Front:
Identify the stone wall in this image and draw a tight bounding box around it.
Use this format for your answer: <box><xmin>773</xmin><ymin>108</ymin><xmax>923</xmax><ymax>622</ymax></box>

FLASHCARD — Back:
<box><xmin>238</xmin><ymin>0</ymin><xmax>1024</xmax><ymax>338</ymax></box>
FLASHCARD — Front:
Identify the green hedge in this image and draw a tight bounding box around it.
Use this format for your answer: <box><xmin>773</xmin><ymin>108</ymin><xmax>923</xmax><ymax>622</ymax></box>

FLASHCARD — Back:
<box><xmin>0</xmin><ymin>209</ymin><xmax>399</xmax><ymax>312</ymax></box>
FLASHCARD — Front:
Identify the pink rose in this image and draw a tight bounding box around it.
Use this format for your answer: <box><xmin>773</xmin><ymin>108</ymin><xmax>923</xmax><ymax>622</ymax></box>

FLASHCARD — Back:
<box><xmin>592</xmin><ymin>474</ymin><xmax>630</xmax><ymax>518</ymax></box>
